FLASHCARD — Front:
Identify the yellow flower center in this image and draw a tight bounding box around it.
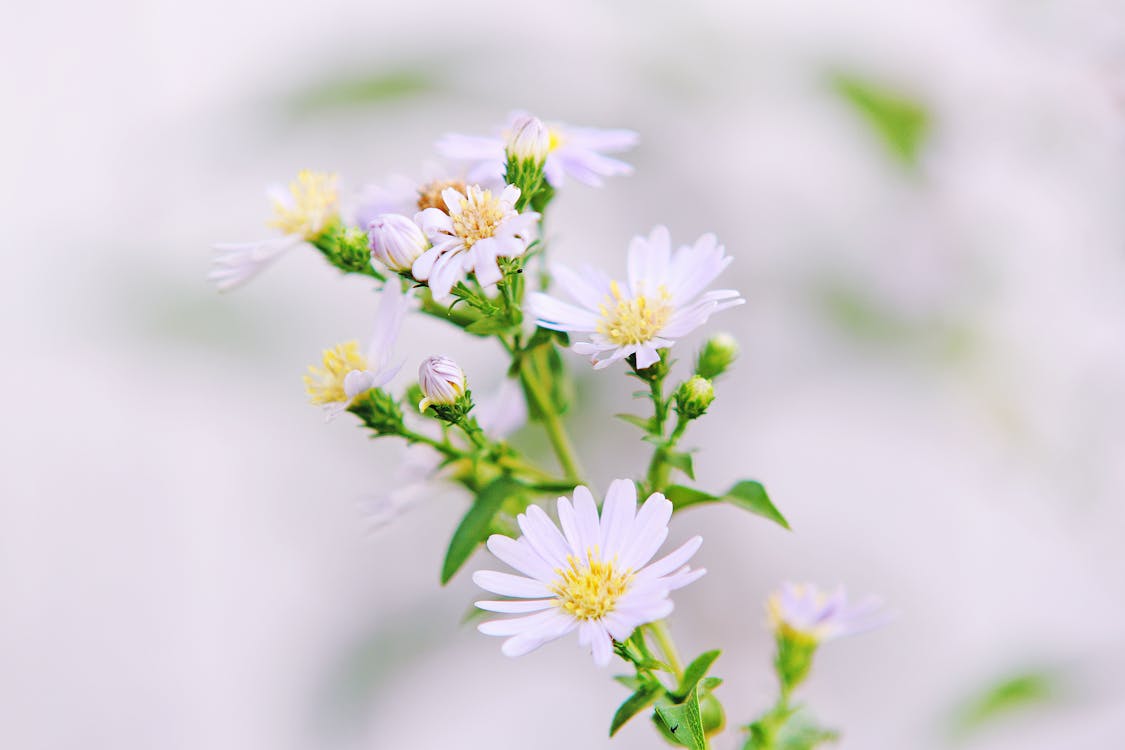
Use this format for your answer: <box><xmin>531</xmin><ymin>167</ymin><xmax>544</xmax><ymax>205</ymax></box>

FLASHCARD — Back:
<box><xmin>451</xmin><ymin>187</ymin><xmax>508</xmax><ymax>248</ymax></box>
<box><xmin>550</xmin><ymin>550</ymin><xmax>632</xmax><ymax>621</ymax></box>
<box><xmin>597</xmin><ymin>281</ymin><xmax>673</xmax><ymax>346</ymax></box>
<box><xmin>304</xmin><ymin>341</ymin><xmax>367</xmax><ymax>405</ymax></box>
<box><xmin>547</xmin><ymin>128</ymin><xmax>563</xmax><ymax>152</ymax></box>
<box><xmin>269</xmin><ymin>170</ymin><xmax>339</xmax><ymax>240</ymax></box>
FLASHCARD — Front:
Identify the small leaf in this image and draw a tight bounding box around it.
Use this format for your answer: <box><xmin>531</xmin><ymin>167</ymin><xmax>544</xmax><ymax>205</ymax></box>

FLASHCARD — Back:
<box><xmin>678</xmin><ymin>650</ymin><xmax>721</xmax><ymax>698</ymax></box>
<box><xmin>654</xmin><ymin>686</ymin><xmax>707</xmax><ymax>750</ymax></box>
<box><xmin>666</xmin><ymin>451</ymin><xmax>696</xmax><ymax>480</ymax></box>
<box><xmin>832</xmin><ymin>74</ymin><xmax>930</xmax><ymax>167</ymax></box>
<box><xmin>615</xmin><ymin>413</ymin><xmax>654</xmax><ymax>432</ymax></box>
<box><xmin>701</xmin><ymin>677</ymin><xmax>723</xmax><ymax>691</ymax></box>
<box><xmin>441</xmin><ymin>477</ymin><xmax>524</xmax><ymax>584</ymax></box>
<box><xmin>952</xmin><ymin>669</ymin><xmax>1061</xmax><ymax>738</ymax></box>
<box><xmin>610</xmin><ymin>683</ymin><xmax>662</xmax><ymax>736</ymax></box>
<box><xmin>664</xmin><ymin>484</ymin><xmax>718</xmax><ymax>511</ymax></box>
<box><xmin>723</xmin><ymin>481</ymin><xmax>790</xmax><ymax>530</ymax></box>
<box><xmin>613</xmin><ymin>674</ymin><xmax>642</xmax><ymax>690</ymax></box>
<box><xmin>465</xmin><ymin>316</ymin><xmax>515</xmax><ymax>335</ymax></box>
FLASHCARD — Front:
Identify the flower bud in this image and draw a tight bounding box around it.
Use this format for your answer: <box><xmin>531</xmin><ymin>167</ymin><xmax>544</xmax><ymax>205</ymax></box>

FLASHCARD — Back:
<box><xmin>674</xmin><ymin>376</ymin><xmax>715</xmax><ymax>420</ymax></box>
<box><xmin>369</xmin><ymin>213</ymin><xmax>430</xmax><ymax>272</ymax></box>
<box><xmin>418</xmin><ymin>355</ymin><xmax>468</xmax><ymax>411</ymax></box>
<box><xmin>505</xmin><ymin>115</ymin><xmax>550</xmax><ymax>165</ymax></box>
<box><xmin>695</xmin><ymin>333</ymin><xmax>739</xmax><ymax>379</ymax></box>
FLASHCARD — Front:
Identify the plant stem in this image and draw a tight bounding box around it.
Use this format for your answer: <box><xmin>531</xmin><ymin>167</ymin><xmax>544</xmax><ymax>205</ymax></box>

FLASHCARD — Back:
<box><xmin>646</xmin><ymin>619</ymin><xmax>684</xmax><ymax>680</ymax></box>
<box><xmin>519</xmin><ymin>361</ymin><xmax>583</xmax><ymax>483</ymax></box>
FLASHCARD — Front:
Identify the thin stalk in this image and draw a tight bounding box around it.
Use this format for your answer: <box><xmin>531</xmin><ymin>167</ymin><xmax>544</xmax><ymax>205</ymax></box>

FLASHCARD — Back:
<box><xmin>519</xmin><ymin>362</ymin><xmax>583</xmax><ymax>483</ymax></box>
<box><xmin>646</xmin><ymin>619</ymin><xmax>684</xmax><ymax>680</ymax></box>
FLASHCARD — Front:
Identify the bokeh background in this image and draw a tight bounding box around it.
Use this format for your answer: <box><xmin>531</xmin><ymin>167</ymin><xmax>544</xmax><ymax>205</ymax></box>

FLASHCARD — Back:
<box><xmin>5</xmin><ymin>1</ymin><xmax>1125</xmax><ymax>748</ymax></box>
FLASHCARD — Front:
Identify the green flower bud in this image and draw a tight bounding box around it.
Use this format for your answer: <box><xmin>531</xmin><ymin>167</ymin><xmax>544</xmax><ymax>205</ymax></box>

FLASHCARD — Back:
<box><xmin>695</xmin><ymin>333</ymin><xmax>739</xmax><ymax>379</ymax></box>
<box><xmin>774</xmin><ymin>629</ymin><xmax>818</xmax><ymax>692</ymax></box>
<box><xmin>347</xmin><ymin>388</ymin><xmax>404</xmax><ymax>435</ymax></box>
<box><xmin>699</xmin><ymin>691</ymin><xmax>726</xmax><ymax>736</ymax></box>
<box><xmin>674</xmin><ymin>376</ymin><xmax>715</xmax><ymax>420</ymax></box>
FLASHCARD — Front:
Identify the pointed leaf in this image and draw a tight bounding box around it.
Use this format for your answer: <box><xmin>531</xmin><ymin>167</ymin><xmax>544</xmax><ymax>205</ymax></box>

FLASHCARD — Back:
<box><xmin>678</xmin><ymin>650</ymin><xmax>721</xmax><ymax>698</ymax></box>
<box><xmin>666</xmin><ymin>451</ymin><xmax>696</xmax><ymax>480</ymax></box>
<box><xmin>615</xmin><ymin>413</ymin><xmax>654</xmax><ymax>432</ymax></box>
<box><xmin>441</xmin><ymin>477</ymin><xmax>524</xmax><ymax>584</ymax></box>
<box><xmin>665</xmin><ymin>484</ymin><xmax>718</xmax><ymax>512</ymax></box>
<box><xmin>609</xmin><ymin>683</ymin><xmax>662</xmax><ymax>736</ymax></box>
<box><xmin>654</xmin><ymin>686</ymin><xmax>707</xmax><ymax>750</ymax></box>
<box><xmin>723</xmin><ymin>481</ymin><xmax>789</xmax><ymax>530</ymax></box>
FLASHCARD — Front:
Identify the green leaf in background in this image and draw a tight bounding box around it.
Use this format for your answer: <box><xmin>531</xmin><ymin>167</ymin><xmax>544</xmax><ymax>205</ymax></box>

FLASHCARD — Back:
<box><xmin>440</xmin><ymin>476</ymin><xmax>524</xmax><ymax>584</ymax></box>
<box><xmin>615</xmin><ymin>413</ymin><xmax>655</xmax><ymax>432</ymax></box>
<box><xmin>951</xmin><ymin>668</ymin><xmax>1062</xmax><ymax>739</ymax></box>
<box><xmin>288</xmin><ymin>68</ymin><xmax>435</xmax><ymax>113</ymax></box>
<box><xmin>655</xmin><ymin>686</ymin><xmax>708</xmax><ymax>750</ymax></box>
<box><xmin>666</xmin><ymin>451</ymin><xmax>696</xmax><ymax>480</ymax></box>
<box><xmin>610</xmin><ymin>683</ymin><xmax>662</xmax><ymax>736</ymax></box>
<box><xmin>832</xmin><ymin>74</ymin><xmax>930</xmax><ymax>167</ymax></box>
<box><xmin>664</xmin><ymin>481</ymin><xmax>789</xmax><ymax>530</ymax></box>
<box><xmin>677</xmin><ymin>649</ymin><xmax>721</xmax><ymax>699</ymax></box>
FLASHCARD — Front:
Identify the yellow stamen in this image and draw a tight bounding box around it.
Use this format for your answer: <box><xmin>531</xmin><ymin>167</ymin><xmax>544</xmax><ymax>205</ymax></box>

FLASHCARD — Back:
<box><xmin>304</xmin><ymin>341</ymin><xmax>367</xmax><ymax>405</ymax></box>
<box><xmin>547</xmin><ymin>128</ymin><xmax>563</xmax><ymax>152</ymax></box>
<box><xmin>450</xmin><ymin>186</ymin><xmax>508</xmax><ymax>248</ymax></box>
<box><xmin>550</xmin><ymin>550</ymin><xmax>632</xmax><ymax>621</ymax></box>
<box><xmin>597</xmin><ymin>281</ymin><xmax>672</xmax><ymax>346</ymax></box>
<box><xmin>268</xmin><ymin>170</ymin><xmax>339</xmax><ymax>240</ymax></box>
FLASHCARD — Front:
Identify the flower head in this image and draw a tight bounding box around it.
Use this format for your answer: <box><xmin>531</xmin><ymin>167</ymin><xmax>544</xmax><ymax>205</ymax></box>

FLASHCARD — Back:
<box><xmin>473</xmin><ymin>479</ymin><xmax>705</xmax><ymax>666</ymax></box>
<box><xmin>437</xmin><ymin>111</ymin><xmax>639</xmax><ymax>188</ymax></box>
<box><xmin>268</xmin><ymin>170</ymin><xmax>339</xmax><ymax>240</ymax></box>
<box><xmin>303</xmin><ymin>282</ymin><xmax>409</xmax><ymax>419</ymax></box>
<box><xmin>766</xmin><ymin>583</ymin><xmax>889</xmax><ymax>645</ymax></box>
<box><xmin>506</xmin><ymin>114</ymin><xmax>550</xmax><ymax>165</ymax></box>
<box><xmin>418</xmin><ymin>355</ymin><xmax>467</xmax><ymax>411</ymax></box>
<box><xmin>528</xmin><ymin>226</ymin><xmax>744</xmax><ymax>370</ymax></box>
<box><xmin>412</xmin><ymin>184</ymin><xmax>539</xmax><ymax>301</ymax></box>
<box><xmin>369</xmin><ymin>213</ymin><xmax>430</xmax><ymax>272</ymax></box>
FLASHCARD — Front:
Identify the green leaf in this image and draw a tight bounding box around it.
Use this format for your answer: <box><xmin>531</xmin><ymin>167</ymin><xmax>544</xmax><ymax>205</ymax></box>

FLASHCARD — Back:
<box><xmin>613</xmin><ymin>674</ymin><xmax>643</xmax><ymax>690</ymax></box>
<box><xmin>609</xmin><ymin>683</ymin><xmax>662</xmax><ymax>736</ymax></box>
<box><xmin>664</xmin><ymin>484</ymin><xmax>717</xmax><ymax>511</ymax></box>
<box><xmin>464</xmin><ymin>315</ymin><xmax>516</xmax><ymax>336</ymax></box>
<box><xmin>654</xmin><ymin>686</ymin><xmax>707</xmax><ymax>750</ymax></box>
<box><xmin>615</xmin><ymin>413</ymin><xmax>654</xmax><ymax>432</ymax></box>
<box><xmin>289</xmin><ymin>68</ymin><xmax>434</xmax><ymax>113</ymax></box>
<box><xmin>701</xmin><ymin>677</ymin><xmax>723</xmax><ymax>691</ymax></box>
<box><xmin>678</xmin><ymin>650</ymin><xmax>721</xmax><ymax>698</ymax></box>
<box><xmin>832</xmin><ymin>74</ymin><xmax>930</xmax><ymax>167</ymax></box>
<box><xmin>441</xmin><ymin>477</ymin><xmax>524</xmax><ymax>584</ymax></box>
<box><xmin>952</xmin><ymin>669</ymin><xmax>1060</xmax><ymax>737</ymax></box>
<box><xmin>724</xmin><ymin>481</ymin><xmax>789</xmax><ymax>529</ymax></box>
<box><xmin>666</xmin><ymin>451</ymin><xmax>696</xmax><ymax>480</ymax></box>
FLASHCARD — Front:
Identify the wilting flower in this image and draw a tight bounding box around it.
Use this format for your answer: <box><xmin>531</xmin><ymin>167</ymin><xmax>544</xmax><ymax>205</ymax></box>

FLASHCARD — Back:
<box><xmin>304</xmin><ymin>282</ymin><xmax>408</xmax><ymax>419</ymax></box>
<box><xmin>767</xmin><ymin>583</ymin><xmax>889</xmax><ymax>645</ymax></box>
<box><xmin>528</xmin><ymin>226</ymin><xmax>744</xmax><ymax>370</ymax></box>
<box><xmin>210</xmin><ymin>170</ymin><xmax>339</xmax><ymax>291</ymax></box>
<box><xmin>413</xmin><ymin>184</ymin><xmax>539</xmax><ymax>301</ymax></box>
<box><xmin>369</xmin><ymin>213</ymin><xmax>430</xmax><ymax>272</ymax></box>
<box><xmin>437</xmin><ymin>111</ymin><xmax>639</xmax><ymax>188</ymax></box>
<box><xmin>474</xmin><ymin>479</ymin><xmax>705</xmax><ymax>666</ymax></box>
<box><xmin>418</xmin><ymin>355</ymin><xmax>467</xmax><ymax>411</ymax></box>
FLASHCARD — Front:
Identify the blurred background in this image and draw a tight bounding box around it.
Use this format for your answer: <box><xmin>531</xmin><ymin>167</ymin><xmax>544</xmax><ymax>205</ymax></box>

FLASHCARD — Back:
<box><xmin>4</xmin><ymin>0</ymin><xmax>1125</xmax><ymax>748</ymax></box>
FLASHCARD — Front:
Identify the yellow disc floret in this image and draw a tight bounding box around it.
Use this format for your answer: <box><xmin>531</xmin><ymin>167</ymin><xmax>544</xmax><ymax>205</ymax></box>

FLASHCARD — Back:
<box><xmin>598</xmin><ymin>281</ymin><xmax>673</xmax><ymax>346</ymax></box>
<box><xmin>304</xmin><ymin>341</ymin><xmax>367</xmax><ymax>405</ymax></box>
<box><xmin>551</xmin><ymin>551</ymin><xmax>632</xmax><ymax>621</ymax></box>
<box><xmin>451</xmin><ymin>186</ymin><xmax>508</xmax><ymax>248</ymax></box>
<box><xmin>269</xmin><ymin>170</ymin><xmax>339</xmax><ymax>239</ymax></box>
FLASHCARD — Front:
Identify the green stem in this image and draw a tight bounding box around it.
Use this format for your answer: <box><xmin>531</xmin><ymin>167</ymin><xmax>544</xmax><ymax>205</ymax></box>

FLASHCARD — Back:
<box><xmin>519</xmin><ymin>361</ymin><xmax>583</xmax><ymax>483</ymax></box>
<box><xmin>646</xmin><ymin>620</ymin><xmax>684</xmax><ymax>680</ymax></box>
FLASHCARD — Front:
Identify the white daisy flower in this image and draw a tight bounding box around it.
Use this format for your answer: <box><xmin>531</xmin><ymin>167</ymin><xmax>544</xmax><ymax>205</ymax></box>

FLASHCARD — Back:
<box><xmin>351</xmin><ymin>162</ymin><xmax>503</xmax><ymax>229</ymax></box>
<box><xmin>528</xmin><ymin>226</ymin><xmax>745</xmax><ymax>370</ymax></box>
<box><xmin>473</xmin><ymin>479</ymin><xmax>705</xmax><ymax>666</ymax></box>
<box><xmin>436</xmin><ymin>111</ymin><xmax>639</xmax><ymax>188</ymax></box>
<box><xmin>210</xmin><ymin>170</ymin><xmax>339</xmax><ymax>291</ymax></box>
<box><xmin>767</xmin><ymin>583</ymin><xmax>889</xmax><ymax>644</ymax></box>
<box><xmin>304</xmin><ymin>281</ymin><xmax>409</xmax><ymax>419</ymax></box>
<box><xmin>412</xmin><ymin>184</ymin><xmax>539</xmax><ymax>301</ymax></box>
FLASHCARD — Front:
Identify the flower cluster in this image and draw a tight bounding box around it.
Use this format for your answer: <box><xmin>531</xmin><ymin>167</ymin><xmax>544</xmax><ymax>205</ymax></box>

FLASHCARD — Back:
<box><xmin>213</xmin><ymin>111</ymin><xmax>888</xmax><ymax>749</ymax></box>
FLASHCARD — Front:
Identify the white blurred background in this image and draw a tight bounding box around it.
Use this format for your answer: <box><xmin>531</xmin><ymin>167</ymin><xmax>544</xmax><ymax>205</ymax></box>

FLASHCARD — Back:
<box><xmin>4</xmin><ymin>1</ymin><xmax>1125</xmax><ymax>748</ymax></box>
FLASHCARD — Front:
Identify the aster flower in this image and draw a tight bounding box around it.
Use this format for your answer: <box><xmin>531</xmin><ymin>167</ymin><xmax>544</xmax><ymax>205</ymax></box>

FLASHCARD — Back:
<box><xmin>528</xmin><ymin>226</ymin><xmax>744</xmax><ymax>370</ymax></box>
<box><xmin>304</xmin><ymin>282</ymin><xmax>409</xmax><ymax>419</ymax></box>
<box><xmin>368</xmin><ymin>213</ymin><xmax>430</xmax><ymax>273</ymax></box>
<box><xmin>210</xmin><ymin>170</ymin><xmax>339</xmax><ymax>291</ymax></box>
<box><xmin>473</xmin><ymin>479</ymin><xmax>705</xmax><ymax>666</ymax></box>
<box><xmin>417</xmin><ymin>355</ymin><xmax>468</xmax><ymax>411</ymax></box>
<box><xmin>352</xmin><ymin>163</ymin><xmax>500</xmax><ymax>229</ymax></box>
<box><xmin>413</xmin><ymin>184</ymin><xmax>539</xmax><ymax>301</ymax></box>
<box><xmin>436</xmin><ymin>111</ymin><xmax>639</xmax><ymax>188</ymax></box>
<box><xmin>766</xmin><ymin>583</ymin><xmax>889</xmax><ymax>645</ymax></box>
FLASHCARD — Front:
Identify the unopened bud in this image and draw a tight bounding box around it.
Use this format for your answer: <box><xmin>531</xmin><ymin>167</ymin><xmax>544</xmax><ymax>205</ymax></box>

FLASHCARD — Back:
<box><xmin>418</xmin><ymin>355</ymin><xmax>469</xmax><ymax>417</ymax></box>
<box><xmin>695</xmin><ymin>333</ymin><xmax>738</xmax><ymax>379</ymax></box>
<box><xmin>505</xmin><ymin>115</ymin><xmax>550</xmax><ymax>165</ymax></box>
<box><xmin>675</xmin><ymin>376</ymin><xmax>715</xmax><ymax>420</ymax></box>
<box><xmin>369</xmin><ymin>213</ymin><xmax>430</xmax><ymax>272</ymax></box>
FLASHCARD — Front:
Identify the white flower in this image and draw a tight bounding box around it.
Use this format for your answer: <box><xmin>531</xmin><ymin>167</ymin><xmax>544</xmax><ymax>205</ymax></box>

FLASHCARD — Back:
<box><xmin>210</xmin><ymin>170</ymin><xmax>339</xmax><ymax>291</ymax></box>
<box><xmin>304</xmin><ymin>282</ymin><xmax>409</xmax><ymax>419</ymax></box>
<box><xmin>506</xmin><ymin>114</ymin><xmax>550</xmax><ymax>164</ymax></box>
<box><xmin>473</xmin><ymin>479</ymin><xmax>705</xmax><ymax>666</ymax></box>
<box><xmin>437</xmin><ymin>111</ymin><xmax>639</xmax><ymax>188</ymax></box>
<box><xmin>528</xmin><ymin>226</ymin><xmax>744</xmax><ymax>370</ymax></box>
<box><xmin>417</xmin><ymin>355</ymin><xmax>467</xmax><ymax>410</ymax></box>
<box><xmin>412</xmin><ymin>184</ymin><xmax>539</xmax><ymax>301</ymax></box>
<box><xmin>766</xmin><ymin>583</ymin><xmax>889</xmax><ymax>644</ymax></box>
<box><xmin>369</xmin><ymin>213</ymin><xmax>430</xmax><ymax>272</ymax></box>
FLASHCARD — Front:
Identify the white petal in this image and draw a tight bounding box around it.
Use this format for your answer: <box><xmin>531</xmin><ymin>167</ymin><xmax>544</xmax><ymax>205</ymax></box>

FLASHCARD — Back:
<box><xmin>472</xmin><ymin>570</ymin><xmax>552</xmax><ymax>599</ymax></box>
<box><xmin>599</xmin><ymin>479</ymin><xmax>637</xmax><ymax>559</ymax></box>
<box><xmin>634</xmin><ymin>344</ymin><xmax>661</xmax><ymax>370</ymax></box>
<box><xmin>516</xmin><ymin>505</ymin><xmax>571</xmax><ymax>569</ymax></box>
<box><xmin>486</xmin><ymin>534</ymin><xmax>554</xmax><ymax>581</ymax></box>
<box><xmin>572</xmin><ymin>486</ymin><xmax>602</xmax><ymax>554</ymax></box>
<box><xmin>500</xmin><ymin>612</ymin><xmax>577</xmax><ymax>657</ymax></box>
<box><xmin>527</xmin><ymin>292</ymin><xmax>601</xmax><ymax>332</ymax></box>
<box><xmin>342</xmin><ymin>369</ymin><xmax>376</xmax><ymax>399</ymax></box>
<box><xmin>627</xmin><ymin>226</ymin><xmax>671</xmax><ymax>296</ymax></box>
<box><xmin>479</xmin><ymin>608</ymin><xmax>559</xmax><ymax>637</ymax></box>
<box><xmin>618</xmin><ymin>493</ymin><xmax>673</xmax><ymax>570</ymax></box>
<box><xmin>552</xmin><ymin>264</ymin><xmax>610</xmax><ymax>311</ymax></box>
<box><xmin>475</xmin><ymin>599</ymin><xmax>556</xmax><ymax>614</ymax></box>
<box><xmin>364</xmin><ymin>281</ymin><xmax>409</xmax><ymax>370</ymax></box>
<box><xmin>636</xmin><ymin>536</ymin><xmax>703</xmax><ymax>582</ymax></box>
<box><xmin>587</xmin><ymin>621</ymin><xmax>614</xmax><ymax>666</ymax></box>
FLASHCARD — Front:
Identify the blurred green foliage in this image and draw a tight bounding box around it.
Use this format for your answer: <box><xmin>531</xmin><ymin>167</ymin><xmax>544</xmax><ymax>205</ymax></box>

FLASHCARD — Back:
<box><xmin>832</xmin><ymin>74</ymin><xmax>930</xmax><ymax>167</ymax></box>
<box><xmin>288</xmin><ymin>68</ymin><xmax>436</xmax><ymax>113</ymax></box>
<box><xmin>950</xmin><ymin>668</ymin><xmax>1062</xmax><ymax>740</ymax></box>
